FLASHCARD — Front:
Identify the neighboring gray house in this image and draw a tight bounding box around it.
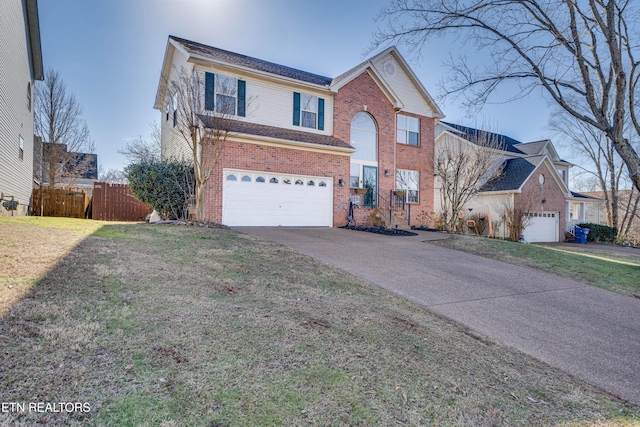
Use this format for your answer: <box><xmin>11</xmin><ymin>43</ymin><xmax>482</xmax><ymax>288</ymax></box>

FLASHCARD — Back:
<box><xmin>0</xmin><ymin>0</ymin><xmax>43</xmax><ymax>216</ymax></box>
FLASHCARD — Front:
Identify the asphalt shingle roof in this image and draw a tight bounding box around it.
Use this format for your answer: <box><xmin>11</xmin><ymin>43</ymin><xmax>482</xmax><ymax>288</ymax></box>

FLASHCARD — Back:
<box><xmin>570</xmin><ymin>191</ymin><xmax>601</xmax><ymax>199</ymax></box>
<box><xmin>480</xmin><ymin>156</ymin><xmax>544</xmax><ymax>192</ymax></box>
<box><xmin>441</xmin><ymin>122</ymin><xmax>527</xmax><ymax>155</ymax></box>
<box><xmin>170</xmin><ymin>36</ymin><xmax>333</xmax><ymax>86</ymax></box>
<box><xmin>197</xmin><ymin>115</ymin><xmax>352</xmax><ymax>150</ymax></box>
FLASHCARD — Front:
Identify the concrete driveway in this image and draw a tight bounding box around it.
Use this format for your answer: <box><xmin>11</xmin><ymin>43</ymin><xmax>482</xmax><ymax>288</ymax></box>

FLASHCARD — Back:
<box><xmin>235</xmin><ymin>227</ymin><xmax>640</xmax><ymax>405</ymax></box>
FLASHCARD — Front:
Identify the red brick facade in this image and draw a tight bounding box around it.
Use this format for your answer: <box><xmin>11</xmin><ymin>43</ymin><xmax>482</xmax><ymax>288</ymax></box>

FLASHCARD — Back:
<box><xmin>516</xmin><ymin>162</ymin><xmax>567</xmax><ymax>238</ymax></box>
<box><xmin>203</xmin><ymin>141</ymin><xmax>351</xmax><ymax>226</ymax></box>
<box><xmin>201</xmin><ymin>70</ymin><xmax>436</xmax><ymax>228</ymax></box>
<box><xmin>333</xmin><ymin>72</ymin><xmax>435</xmax><ymax>227</ymax></box>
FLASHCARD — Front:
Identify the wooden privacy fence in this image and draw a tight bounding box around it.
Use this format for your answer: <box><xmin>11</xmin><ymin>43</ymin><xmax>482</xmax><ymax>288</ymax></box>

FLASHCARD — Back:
<box><xmin>91</xmin><ymin>182</ymin><xmax>152</xmax><ymax>221</ymax></box>
<box><xmin>32</xmin><ymin>188</ymin><xmax>89</xmax><ymax>218</ymax></box>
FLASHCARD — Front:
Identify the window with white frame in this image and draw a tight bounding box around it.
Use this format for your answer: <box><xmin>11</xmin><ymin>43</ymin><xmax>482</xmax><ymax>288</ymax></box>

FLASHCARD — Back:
<box><xmin>397</xmin><ymin>115</ymin><xmax>419</xmax><ymax>146</ymax></box>
<box><xmin>215</xmin><ymin>74</ymin><xmax>238</xmax><ymax>115</ymax></box>
<box><xmin>293</xmin><ymin>92</ymin><xmax>324</xmax><ymax>130</ymax></box>
<box><xmin>301</xmin><ymin>93</ymin><xmax>317</xmax><ymax>129</ymax></box>
<box><xmin>172</xmin><ymin>92</ymin><xmax>178</xmax><ymax>127</ymax></box>
<box><xmin>349</xmin><ymin>112</ymin><xmax>377</xmax><ymax>187</ymax></box>
<box><xmin>396</xmin><ymin>169</ymin><xmax>419</xmax><ymax>204</ymax></box>
<box><xmin>18</xmin><ymin>135</ymin><xmax>24</xmax><ymax>160</ymax></box>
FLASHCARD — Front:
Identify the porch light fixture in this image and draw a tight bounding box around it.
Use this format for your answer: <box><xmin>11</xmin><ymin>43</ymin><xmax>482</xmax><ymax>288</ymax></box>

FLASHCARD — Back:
<box><xmin>384</xmin><ymin>169</ymin><xmax>389</xmax><ymax>176</ymax></box>
<box><xmin>542</xmin><ymin>198</ymin><xmax>547</xmax><ymax>204</ymax></box>
<box><xmin>339</xmin><ymin>179</ymin><xmax>345</xmax><ymax>186</ymax></box>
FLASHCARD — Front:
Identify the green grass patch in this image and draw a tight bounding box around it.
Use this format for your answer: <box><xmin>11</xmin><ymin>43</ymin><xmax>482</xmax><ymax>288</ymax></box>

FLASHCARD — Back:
<box><xmin>0</xmin><ymin>218</ymin><xmax>638</xmax><ymax>426</ymax></box>
<box><xmin>431</xmin><ymin>235</ymin><xmax>640</xmax><ymax>296</ymax></box>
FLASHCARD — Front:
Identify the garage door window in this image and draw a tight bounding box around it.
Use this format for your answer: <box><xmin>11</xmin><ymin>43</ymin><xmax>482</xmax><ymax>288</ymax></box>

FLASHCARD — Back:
<box><xmin>319</xmin><ymin>181</ymin><xmax>327</xmax><ymax>187</ymax></box>
<box><xmin>270</xmin><ymin>178</ymin><xmax>278</xmax><ymax>184</ymax></box>
<box><xmin>256</xmin><ymin>176</ymin><xmax>265</xmax><ymax>183</ymax></box>
<box><xmin>227</xmin><ymin>174</ymin><xmax>237</xmax><ymax>181</ymax></box>
<box><xmin>307</xmin><ymin>180</ymin><xmax>315</xmax><ymax>186</ymax></box>
<box><xmin>241</xmin><ymin>175</ymin><xmax>251</xmax><ymax>182</ymax></box>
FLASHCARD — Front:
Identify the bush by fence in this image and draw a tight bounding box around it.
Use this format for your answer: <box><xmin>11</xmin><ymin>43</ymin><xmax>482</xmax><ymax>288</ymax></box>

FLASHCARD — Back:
<box><xmin>125</xmin><ymin>160</ymin><xmax>194</xmax><ymax>220</ymax></box>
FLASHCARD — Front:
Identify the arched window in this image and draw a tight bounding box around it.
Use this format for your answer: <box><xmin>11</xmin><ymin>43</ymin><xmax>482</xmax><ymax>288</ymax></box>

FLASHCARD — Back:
<box><xmin>269</xmin><ymin>177</ymin><xmax>278</xmax><ymax>184</ymax></box>
<box><xmin>241</xmin><ymin>175</ymin><xmax>251</xmax><ymax>182</ymax></box>
<box><xmin>350</xmin><ymin>112</ymin><xmax>378</xmax><ymax>189</ymax></box>
<box><xmin>226</xmin><ymin>174</ymin><xmax>237</xmax><ymax>181</ymax></box>
<box><xmin>256</xmin><ymin>176</ymin><xmax>265</xmax><ymax>183</ymax></box>
<box><xmin>350</xmin><ymin>112</ymin><xmax>377</xmax><ymax>161</ymax></box>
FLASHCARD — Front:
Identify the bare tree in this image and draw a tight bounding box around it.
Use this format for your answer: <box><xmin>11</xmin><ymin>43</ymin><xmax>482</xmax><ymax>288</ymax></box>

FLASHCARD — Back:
<box><xmin>99</xmin><ymin>168</ymin><xmax>127</xmax><ymax>185</ymax></box>
<box><xmin>34</xmin><ymin>68</ymin><xmax>94</xmax><ymax>189</ymax></box>
<box><xmin>119</xmin><ymin>121</ymin><xmax>162</xmax><ymax>164</ymax></box>
<box><xmin>498</xmin><ymin>195</ymin><xmax>535</xmax><ymax>242</ymax></box>
<box><xmin>550</xmin><ymin>110</ymin><xmax>640</xmax><ymax>235</ymax></box>
<box><xmin>435</xmin><ymin>129</ymin><xmax>504</xmax><ymax>232</ymax></box>
<box><xmin>550</xmin><ymin>113</ymin><xmax>624</xmax><ymax>228</ymax></box>
<box><xmin>166</xmin><ymin>66</ymin><xmax>243</xmax><ymax>221</ymax></box>
<box><xmin>375</xmin><ymin>0</ymin><xmax>640</xmax><ymax>193</ymax></box>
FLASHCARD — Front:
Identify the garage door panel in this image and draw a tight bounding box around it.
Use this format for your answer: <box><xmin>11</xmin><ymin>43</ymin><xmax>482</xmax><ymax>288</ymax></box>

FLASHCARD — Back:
<box><xmin>222</xmin><ymin>169</ymin><xmax>333</xmax><ymax>226</ymax></box>
<box><xmin>522</xmin><ymin>211</ymin><xmax>559</xmax><ymax>243</ymax></box>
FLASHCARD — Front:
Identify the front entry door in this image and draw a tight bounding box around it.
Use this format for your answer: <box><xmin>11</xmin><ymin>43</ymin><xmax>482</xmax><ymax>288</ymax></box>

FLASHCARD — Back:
<box><xmin>363</xmin><ymin>166</ymin><xmax>377</xmax><ymax>207</ymax></box>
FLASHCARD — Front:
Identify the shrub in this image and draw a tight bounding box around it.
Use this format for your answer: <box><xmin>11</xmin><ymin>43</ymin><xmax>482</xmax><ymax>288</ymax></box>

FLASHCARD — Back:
<box><xmin>576</xmin><ymin>223</ymin><xmax>618</xmax><ymax>243</ymax></box>
<box><xmin>125</xmin><ymin>160</ymin><xmax>194</xmax><ymax>220</ymax></box>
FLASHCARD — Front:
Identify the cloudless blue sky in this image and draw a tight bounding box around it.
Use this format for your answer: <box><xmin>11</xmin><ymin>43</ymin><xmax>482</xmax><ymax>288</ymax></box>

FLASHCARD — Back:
<box><xmin>38</xmin><ymin>0</ymin><xmax>551</xmax><ymax>172</ymax></box>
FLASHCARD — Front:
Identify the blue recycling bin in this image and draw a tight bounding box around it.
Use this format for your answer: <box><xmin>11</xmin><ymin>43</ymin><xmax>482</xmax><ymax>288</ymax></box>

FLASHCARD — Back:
<box><xmin>574</xmin><ymin>227</ymin><xmax>589</xmax><ymax>244</ymax></box>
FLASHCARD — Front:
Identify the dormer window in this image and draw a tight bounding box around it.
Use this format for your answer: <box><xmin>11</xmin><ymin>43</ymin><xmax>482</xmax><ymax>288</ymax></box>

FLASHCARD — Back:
<box><xmin>293</xmin><ymin>92</ymin><xmax>324</xmax><ymax>130</ymax></box>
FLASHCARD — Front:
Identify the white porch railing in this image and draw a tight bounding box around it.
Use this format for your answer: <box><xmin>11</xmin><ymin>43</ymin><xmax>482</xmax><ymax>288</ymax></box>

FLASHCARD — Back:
<box><xmin>566</xmin><ymin>219</ymin><xmax>581</xmax><ymax>234</ymax></box>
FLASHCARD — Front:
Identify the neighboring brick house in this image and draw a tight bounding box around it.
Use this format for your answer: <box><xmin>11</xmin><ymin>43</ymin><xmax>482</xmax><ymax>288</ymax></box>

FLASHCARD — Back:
<box><xmin>0</xmin><ymin>0</ymin><xmax>43</xmax><ymax>216</ymax></box>
<box><xmin>155</xmin><ymin>36</ymin><xmax>443</xmax><ymax>226</ymax></box>
<box><xmin>435</xmin><ymin>122</ymin><xmax>601</xmax><ymax>242</ymax></box>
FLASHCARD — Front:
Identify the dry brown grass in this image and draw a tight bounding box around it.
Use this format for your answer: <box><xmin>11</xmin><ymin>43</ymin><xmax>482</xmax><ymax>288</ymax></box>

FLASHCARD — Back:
<box><xmin>0</xmin><ymin>218</ymin><xmax>638</xmax><ymax>426</ymax></box>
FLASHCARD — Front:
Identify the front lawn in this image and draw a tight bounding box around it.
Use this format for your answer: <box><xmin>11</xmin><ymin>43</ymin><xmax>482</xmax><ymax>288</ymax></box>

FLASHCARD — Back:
<box><xmin>430</xmin><ymin>234</ymin><xmax>640</xmax><ymax>297</ymax></box>
<box><xmin>1</xmin><ymin>217</ymin><xmax>638</xmax><ymax>426</ymax></box>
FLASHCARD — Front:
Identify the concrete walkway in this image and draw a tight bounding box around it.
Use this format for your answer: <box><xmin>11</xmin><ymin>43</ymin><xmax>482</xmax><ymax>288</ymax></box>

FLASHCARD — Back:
<box><xmin>235</xmin><ymin>227</ymin><xmax>640</xmax><ymax>405</ymax></box>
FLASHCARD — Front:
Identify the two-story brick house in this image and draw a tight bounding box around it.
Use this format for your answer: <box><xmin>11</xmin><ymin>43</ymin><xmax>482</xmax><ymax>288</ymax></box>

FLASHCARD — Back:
<box><xmin>155</xmin><ymin>36</ymin><xmax>443</xmax><ymax>226</ymax></box>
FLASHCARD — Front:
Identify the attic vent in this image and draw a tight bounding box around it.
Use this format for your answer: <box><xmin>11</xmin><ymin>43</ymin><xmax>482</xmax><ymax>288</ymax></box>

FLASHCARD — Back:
<box><xmin>382</xmin><ymin>60</ymin><xmax>396</xmax><ymax>78</ymax></box>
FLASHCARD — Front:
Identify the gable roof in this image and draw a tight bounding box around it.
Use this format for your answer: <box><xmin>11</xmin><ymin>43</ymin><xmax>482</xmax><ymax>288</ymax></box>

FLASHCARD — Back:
<box><xmin>197</xmin><ymin>115</ymin><xmax>352</xmax><ymax>151</ymax></box>
<box><xmin>330</xmin><ymin>46</ymin><xmax>444</xmax><ymax>118</ymax></box>
<box><xmin>169</xmin><ymin>36</ymin><xmax>332</xmax><ymax>86</ymax></box>
<box><xmin>440</xmin><ymin>122</ymin><xmax>527</xmax><ymax>154</ymax></box>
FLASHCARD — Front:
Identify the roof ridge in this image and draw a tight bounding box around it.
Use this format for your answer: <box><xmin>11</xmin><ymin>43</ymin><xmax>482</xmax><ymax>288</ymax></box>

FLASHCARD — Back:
<box><xmin>169</xmin><ymin>35</ymin><xmax>332</xmax><ymax>86</ymax></box>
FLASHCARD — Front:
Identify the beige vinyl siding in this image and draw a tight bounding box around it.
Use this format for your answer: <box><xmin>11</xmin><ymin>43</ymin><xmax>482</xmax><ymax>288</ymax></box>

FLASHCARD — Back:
<box><xmin>160</xmin><ymin>49</ymin><xmax>193</xmax><ymax>161</ymax></box>
<box><xmin>0</xmin><ymin>0</ymin><xmax>35</xmax><ymax>215</ymax></box>
<box><xmin>194</xmin><ymin>66</ymin><xmax>334</xmax><ymax>135</ymax></box>
<box><xmin>372</xmin><ymin>54</ymin><xmax>435</xmax><ymax>118</ymax></box>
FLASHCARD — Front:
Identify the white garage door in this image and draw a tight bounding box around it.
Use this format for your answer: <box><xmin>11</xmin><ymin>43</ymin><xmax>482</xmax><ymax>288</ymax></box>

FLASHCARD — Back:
<box><xmin>522</xmin><ymin>211</ymin><xmax>559</xmax><ymax>243</ymax></box>
<box><xmin>222</xmin><ymin>169</ymin><xmax>333</xmax><ymax>226</ymax></box>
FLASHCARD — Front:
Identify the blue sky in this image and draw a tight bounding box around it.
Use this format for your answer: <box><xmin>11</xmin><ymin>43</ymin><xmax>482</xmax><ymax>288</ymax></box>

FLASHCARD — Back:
<box><xmin>38</xmin><ymin>0</ymin><xmax>551</xmax><ymax>172</ymax></box>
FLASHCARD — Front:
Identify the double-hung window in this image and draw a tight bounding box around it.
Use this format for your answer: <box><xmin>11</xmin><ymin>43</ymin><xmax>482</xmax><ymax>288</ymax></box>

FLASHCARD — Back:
<box><xmin>396</xmin><ymin>169</ymin><xmax>419</xmax><ymax>204</ymax></box>
<box><xmin>215</xmin><ymin>74</ymin><xmax>237</xmax><ymax>115</ymax></box>
<box><xmin>204</xmin><ymin>72</ymin><xmax>246</xmax><ymax>117</ymax></box>
<box><xmin>293</xmin><ymin>92</ymin><xmax>325</xmax><ymax>130</ymax></box>
<box><xmin>397</xmin><ymin>115</ymin><xmax>419</xmax><ymax>146</ymax></box>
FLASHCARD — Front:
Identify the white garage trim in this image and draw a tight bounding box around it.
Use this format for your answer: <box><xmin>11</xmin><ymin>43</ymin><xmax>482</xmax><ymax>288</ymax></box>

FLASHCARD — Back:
<box><xmin>222</xmin><ymin>169</ymin><xmax>333</xmax><ymax>227</ymax></box>
<box><xmin>522</xmin><ymin>211</ymin><xmax>559</xmax><ymax>243</ymax></box>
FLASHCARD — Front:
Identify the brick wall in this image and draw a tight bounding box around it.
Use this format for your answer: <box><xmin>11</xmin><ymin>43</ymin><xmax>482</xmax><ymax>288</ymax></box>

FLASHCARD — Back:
<box><xmin>333</xmin><ymin>71</ymin><xmax>435</xmax><ymax>227</ymax></box>
<box><xmin>203</xmin><ymin>140</ymin><xmax>350</xmax><ymax>226</ymax></box>
<box><xmin>516</xmin><ymin>162</ymin><xmax>567</xmax><ymax>237</ymax></box>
